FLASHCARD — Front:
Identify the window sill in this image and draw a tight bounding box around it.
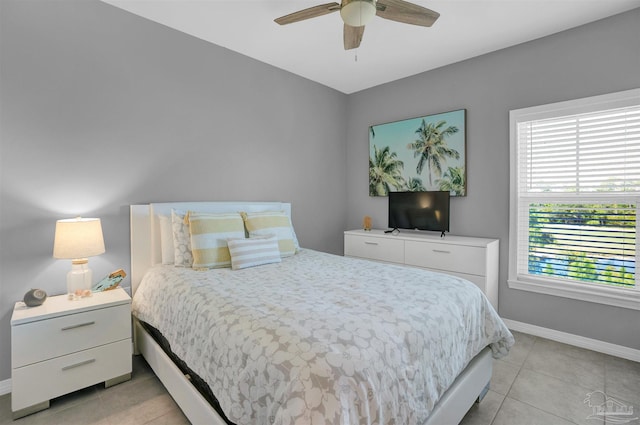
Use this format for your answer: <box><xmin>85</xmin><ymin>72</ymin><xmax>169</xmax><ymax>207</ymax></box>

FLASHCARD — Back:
<box><xmin>508</xmin><ymin>276</ymin><xmax>640</xmax><ymax>310</ymax></box>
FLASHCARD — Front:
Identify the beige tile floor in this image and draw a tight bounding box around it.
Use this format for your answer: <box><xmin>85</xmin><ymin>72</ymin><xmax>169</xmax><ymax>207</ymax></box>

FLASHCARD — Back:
<box><xmin>461</xmin><ymin>332</ymin><xmax>639</xmax><ymax>425</ymax></box>
<box><xmin>1</xmin><ymin>331</ymin><xmax>638</xmax><ymax>425</ymax></box>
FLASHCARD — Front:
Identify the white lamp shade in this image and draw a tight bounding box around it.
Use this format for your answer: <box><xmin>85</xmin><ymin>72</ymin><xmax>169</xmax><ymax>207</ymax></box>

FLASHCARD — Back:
<box><xmin>340</xmin><ymin>0</ymin><xmax>377</xmax><ymax>27</ymax></box>
<box><xmin>53</xmin><ymin>217</ymin><xmax>105</xmax><ymax>259</ymax></box>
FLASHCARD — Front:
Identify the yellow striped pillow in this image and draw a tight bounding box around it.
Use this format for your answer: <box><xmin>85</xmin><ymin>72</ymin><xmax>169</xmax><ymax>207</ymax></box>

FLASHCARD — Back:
<box><xmin>240</xmin><ymin>211</ymin><xmax>297</xmax><ymax>257</ymax></box>
<box><xmin>188</xmin><ymin>212</ymin><xmax>245</xmax><ymax>269</ymax></box>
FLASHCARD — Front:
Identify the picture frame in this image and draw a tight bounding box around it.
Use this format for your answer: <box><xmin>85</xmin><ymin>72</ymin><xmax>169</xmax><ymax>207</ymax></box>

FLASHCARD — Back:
<box><xmin>369</xmin><ymin>109</ymin><xmax>466</xmax><ymax>196</ymax></box>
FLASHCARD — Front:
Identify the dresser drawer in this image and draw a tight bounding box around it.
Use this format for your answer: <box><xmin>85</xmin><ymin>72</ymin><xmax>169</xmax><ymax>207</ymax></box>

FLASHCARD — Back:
<box><xmin>11</xmin><ymin>339</ymin><xmax>131</xmax><ymax>412</ymax></box>
<box><xmin>405</xmin><ymin>240</ymin><xmax>486</xmax><ymax>276</ymax></box>
<box><xmin>345</xmin><ymin>234</ymin><xmax>404</xmax><ymax>264</ymax></box>
<box><xmin>12</xmin><ymin>303</ymin><xmax>130</xmax><ymax>368</ymax></box>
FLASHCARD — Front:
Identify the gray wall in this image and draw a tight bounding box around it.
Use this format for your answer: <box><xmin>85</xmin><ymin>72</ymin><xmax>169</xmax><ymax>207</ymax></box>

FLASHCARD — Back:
<box><xmin>0</xmin><ymin>0</ymin><xmax>347</xmax><ymax>381</ymax></box>
<box><xmin>346</xmin><ymin>10</ymin><xmax>640</xmax><ymax>349</ymax></box>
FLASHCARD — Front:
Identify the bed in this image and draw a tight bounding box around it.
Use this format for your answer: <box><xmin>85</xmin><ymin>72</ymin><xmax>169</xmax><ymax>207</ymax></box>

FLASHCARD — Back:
<box><xmin>130</xmin><ymin>202</ymin><xmax>513</xmax><ymax>425</ymax></box>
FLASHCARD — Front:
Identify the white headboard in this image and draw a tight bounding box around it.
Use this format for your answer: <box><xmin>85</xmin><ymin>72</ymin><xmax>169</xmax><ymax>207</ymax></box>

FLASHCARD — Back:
<box><xmin>130</xmin><ymin>202</ymin><xmax>293</xmax><ymax>294</ymax></box>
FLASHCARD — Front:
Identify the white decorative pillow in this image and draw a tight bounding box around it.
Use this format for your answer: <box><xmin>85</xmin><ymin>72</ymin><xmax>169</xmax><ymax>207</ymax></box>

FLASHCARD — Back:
<box><xmin>171</xmin><ymin>209</ymin><xmax>193</xmax><ymax>267</ymax></box>
<box><xmin>240</xmin><ymin>211</ymin><xmax>298</xmax><ymax>257</ymax></box>
<box><xmin>227</xmin><ymin>235</ymin><xmax>282</xmax><ymax>270</ymax></box>
<box><xmin>188</xmin><ymin>212</ymin><xmax>245</xmax><ymax>269</ymax></box>
<box><xmin>158</xmin><ymin>215</ymin><xmax>174</xmax><ymax>265</ymax></box>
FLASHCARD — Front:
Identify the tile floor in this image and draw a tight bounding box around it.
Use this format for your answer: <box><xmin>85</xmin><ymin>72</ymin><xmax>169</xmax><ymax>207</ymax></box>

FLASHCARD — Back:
<box><xmin>460</xmin><ymin>332</ymin><xmax>639</xmax><ymax>425</ymax></box>
<box><xmin>0</xmin><ymin>331</ymin><xmax>638</xmax><ymax>425</ymax></box>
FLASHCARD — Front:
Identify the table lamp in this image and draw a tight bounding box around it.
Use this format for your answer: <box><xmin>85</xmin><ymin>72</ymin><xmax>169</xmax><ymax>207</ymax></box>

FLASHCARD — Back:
<box><xmin>53</xmin><ymin>217</ymin><xmax>105</xmax><ymax>299</ymax></box>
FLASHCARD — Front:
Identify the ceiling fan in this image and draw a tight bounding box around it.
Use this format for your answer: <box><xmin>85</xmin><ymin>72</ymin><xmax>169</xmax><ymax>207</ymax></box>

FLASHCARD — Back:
<box><xmin>274</xmin><ymin>0</ymin><xmax>440</xmax><ymax>50</ymax></box>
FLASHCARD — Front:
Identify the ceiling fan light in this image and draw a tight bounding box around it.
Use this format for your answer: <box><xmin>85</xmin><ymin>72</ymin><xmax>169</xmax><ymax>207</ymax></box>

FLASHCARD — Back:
<box><xmin>340</xmin><ymin>0</ymin><xmax>376</xmax><ymax>27</ymax></box>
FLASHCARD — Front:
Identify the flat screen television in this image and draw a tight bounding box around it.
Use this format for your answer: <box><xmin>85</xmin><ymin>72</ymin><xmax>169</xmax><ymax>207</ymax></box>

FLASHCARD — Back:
<box><xmin>388</xmin><ymin>191</ymin><xmax>450</xmax><ymax>236</ymax></box>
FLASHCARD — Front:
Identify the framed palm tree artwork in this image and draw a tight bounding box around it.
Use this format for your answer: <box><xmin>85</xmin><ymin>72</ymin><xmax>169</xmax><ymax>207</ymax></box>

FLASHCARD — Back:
<box><xmin>369</xmin><ymin>109</ymin><xmax>466</xmax><ymax>197</ymax></box>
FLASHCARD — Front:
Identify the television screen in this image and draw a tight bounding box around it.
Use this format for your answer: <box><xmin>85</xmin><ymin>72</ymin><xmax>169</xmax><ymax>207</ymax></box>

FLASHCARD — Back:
<box><xmin>388</xmin><ymin>191</ymin><xmax>450</xmax><ymax>233</ymax></box>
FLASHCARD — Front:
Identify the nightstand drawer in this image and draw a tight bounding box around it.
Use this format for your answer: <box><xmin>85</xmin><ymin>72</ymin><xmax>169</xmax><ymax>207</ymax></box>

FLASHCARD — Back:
<box><xmin>12</xmin><ymin>303</ymin><xmax>130</xmax><ymax>368</ymax></box>
<box><xmin>11</xmin><ymin>339</ymin><xmax>131</xmax><ymax>412</ymax></box>
<box><xmin>404</xmin><ymin>240</ymin><xmax>486</xmax><ymax>275</ymax></box>
<box><xmin>344</xmin><ymin>234</ymin><xmax>404</xmax><ymax>264</ymax></box>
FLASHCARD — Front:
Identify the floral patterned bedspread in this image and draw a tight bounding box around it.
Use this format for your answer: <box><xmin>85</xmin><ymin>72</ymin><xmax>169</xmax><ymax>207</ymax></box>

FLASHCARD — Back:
<box><xmin>132</xmin><ymin>249</ymin><xmax>513</xmax><ymax>425</ymax></box>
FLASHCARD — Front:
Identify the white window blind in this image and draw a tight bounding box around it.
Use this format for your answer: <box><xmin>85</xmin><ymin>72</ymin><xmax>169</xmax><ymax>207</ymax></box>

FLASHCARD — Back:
<box><xmin>511</xmin><ymin>90</ymin><xmax>640</xmax><ymax>298</ymax></box>
<box><xmin>518</xmin><ymin>106</ymin><xmax>640</xmax><ymax>194</ymax></box>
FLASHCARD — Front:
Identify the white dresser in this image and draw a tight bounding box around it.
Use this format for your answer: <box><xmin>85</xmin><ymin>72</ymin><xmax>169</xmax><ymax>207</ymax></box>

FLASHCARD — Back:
<box><xmin>344</xmin><ymin>229</ymin><xmax>499</xmax><ymax>309</ymax></box>
<box><xmin>11</xmin><ymin>288</ymin><xmax>132</xmax><ymax>419</ymax></box>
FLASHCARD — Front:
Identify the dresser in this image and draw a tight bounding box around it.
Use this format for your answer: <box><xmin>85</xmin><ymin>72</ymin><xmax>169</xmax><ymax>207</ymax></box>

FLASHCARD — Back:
<box><xmin>11</xmin><ymin>288</ymin><xmax>132</xmax><ymax>419</ymax></box>
<box><xmin>344</xmin><ymin>229</ymin><xmax>499</xmax><ymax>309</ymax></box>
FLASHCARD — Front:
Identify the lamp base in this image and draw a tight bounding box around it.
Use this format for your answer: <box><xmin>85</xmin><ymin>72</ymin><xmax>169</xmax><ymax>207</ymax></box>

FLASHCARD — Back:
<box><xmin>67</xmin><ymin>259</ymin><xmax>93</xmax><ymax>300</ymax></box>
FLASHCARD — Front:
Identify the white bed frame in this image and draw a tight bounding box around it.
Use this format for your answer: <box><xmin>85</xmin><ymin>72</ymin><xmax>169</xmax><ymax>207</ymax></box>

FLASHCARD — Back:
<box><xmin>130</xmin><ymin>202</ymin><xmax>493</xmax><ymax>425</ymax></box>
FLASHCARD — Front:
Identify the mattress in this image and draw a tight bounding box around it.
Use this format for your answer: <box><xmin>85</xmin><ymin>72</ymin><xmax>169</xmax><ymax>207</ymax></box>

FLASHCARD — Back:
<box><xmin>132</xmin><ymin>249</ymin><xmax>513</xmax><ymax>425</ymax></box>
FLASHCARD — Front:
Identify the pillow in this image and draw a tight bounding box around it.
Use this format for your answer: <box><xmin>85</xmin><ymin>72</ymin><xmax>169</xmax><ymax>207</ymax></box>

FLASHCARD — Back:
<box><xmin>227</xmin><ymin>235</ymin><xmax>281</xmax><ymax>270</ymax></box>
<box><xmin>158</xmin><ymin>215</ymin><xmax>174</xmax><ymax>265</ymax></box>
<box><xmin>188</xmin><ymin>212</ymin><xmax>245</xmax><ymax>269</ymax></box>
<box><xmin>171</xmin><ymin>209</ymin><xmax>193</xmax><ymax>267</ymax></box>
<box><xmin>240</xmin><ymin>211</ymin><xmax>297</xmax><ymax>257</ymax></box>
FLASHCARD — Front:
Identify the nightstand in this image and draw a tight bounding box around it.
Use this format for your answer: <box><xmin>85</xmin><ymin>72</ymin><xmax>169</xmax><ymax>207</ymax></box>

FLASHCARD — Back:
<box><xmin>11</xmin><ymin>288</ymin><xmax>132</xmax><ymax>419</ymax></box>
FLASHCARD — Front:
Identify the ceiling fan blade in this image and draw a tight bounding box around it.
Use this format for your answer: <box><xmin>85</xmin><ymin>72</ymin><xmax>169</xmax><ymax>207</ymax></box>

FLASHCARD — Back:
<box><xmin>376</xmin><ymin>0</ymin><xmax>440</xmax><ymax>27</ymax></box>
<box><xmin>344</xmin><ymin>24</ymin><xmax>365</xmax><ymax>50</ymax></box>
<box><xmin>275</xmin><ymin>2</ymin><xmax>340</xmax><ymax>25</ymax></box>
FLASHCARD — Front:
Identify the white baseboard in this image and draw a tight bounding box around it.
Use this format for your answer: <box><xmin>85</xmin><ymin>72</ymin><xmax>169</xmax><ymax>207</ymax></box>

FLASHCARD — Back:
<box><xmin>503</xmin><ymin>319</ymin><xmax>640</xmax><ymax>362</ymax></box>
<box><xmin>0</xmin><ymin>379</ymin><xmax>11</xmax><ymax>396</ymax></box>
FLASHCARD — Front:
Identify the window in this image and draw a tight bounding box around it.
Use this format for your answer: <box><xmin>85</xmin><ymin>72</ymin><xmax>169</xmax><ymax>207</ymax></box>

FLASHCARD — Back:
<box><xmin>509</xmin><ymin>89</ymin><xmax>640</xmax><ymax>310</ymax></box>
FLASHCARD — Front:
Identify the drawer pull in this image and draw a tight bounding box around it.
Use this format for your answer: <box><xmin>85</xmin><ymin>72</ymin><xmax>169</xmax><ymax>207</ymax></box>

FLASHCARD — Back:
<box><xmin>364</xmin><ymin>242</ymin><xmax>379</xmax><ymax>246</ymax></box>
<box><xmin>432</xmin><ymin>249</ymin><xmax>451</xmax><ymax>254</ymax></box>
<box><xmin>62</xmin><ymin>358</ymin><xmax>96</xmax><ymax>371</ymax></box>
<box><xmin>61</xmin><ymin>321</ymin><xmax>95</xmax><ymax>331</ymax></box>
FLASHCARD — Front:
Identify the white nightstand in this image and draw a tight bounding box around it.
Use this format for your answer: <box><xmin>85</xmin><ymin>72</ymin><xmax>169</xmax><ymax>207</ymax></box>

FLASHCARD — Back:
<box><xmin>11</xmin><ymin>288</ymin><xmax>132</xmax><ymax>419</ymax></box>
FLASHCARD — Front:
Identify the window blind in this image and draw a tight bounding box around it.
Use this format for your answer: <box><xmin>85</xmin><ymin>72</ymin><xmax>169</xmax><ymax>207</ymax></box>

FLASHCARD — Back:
<box><xmin>515</xmin><ymin>104</ymin><xmax>640</xmax><ymax>289</ymax></box>
<box><xmin>518</xmin><ymin>106</ymin><xmax>640</xmax><ymax>195</ymax></box>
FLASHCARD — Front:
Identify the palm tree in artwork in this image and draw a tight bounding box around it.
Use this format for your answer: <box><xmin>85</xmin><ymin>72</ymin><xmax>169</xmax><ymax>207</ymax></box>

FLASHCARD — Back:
<box><xmin>407</xmin><ymin>177</ymin><xmax>426</xmax><ymax>192</ymax></box>
<box><xmin>407</xmin><ymin>119</ymin><xmax>460</xmax><ymax>187</ymax></box>
<box><xmin>369</xmin><ymin>145</ymin><xmax>406</xmax><ymax>196</ymax></box>
<box><xmin>437</xmin><ymin>166</ymin><xmax>466</xmax><ymax>196</ymax></box>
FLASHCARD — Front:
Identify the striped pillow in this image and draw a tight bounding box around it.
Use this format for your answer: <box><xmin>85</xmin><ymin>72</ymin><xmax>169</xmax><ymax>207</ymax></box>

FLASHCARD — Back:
<box><xmin>240</xmin><ymin>211</ymin><xmax>297</xmax><ymax>257</ymax></box>
<box><xmin>227</xmin><ymin>235</ymin><xmax>282</xmax><ymax>270</ymax></box>
<box><xmin>188</xmin><ymin>212</ymin><xmax>245</xmax><ymax>269</ymax></box>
